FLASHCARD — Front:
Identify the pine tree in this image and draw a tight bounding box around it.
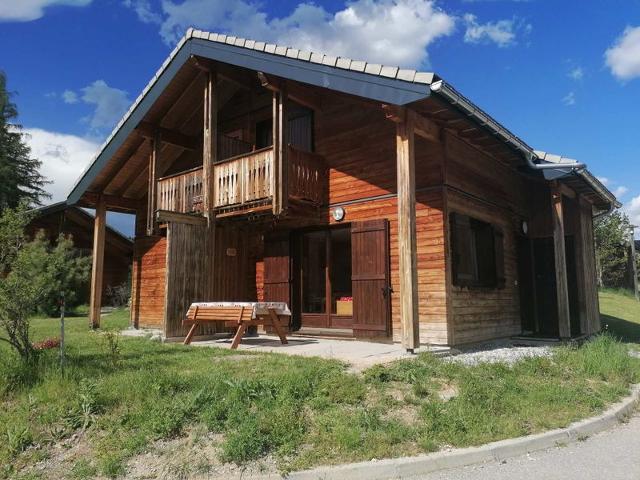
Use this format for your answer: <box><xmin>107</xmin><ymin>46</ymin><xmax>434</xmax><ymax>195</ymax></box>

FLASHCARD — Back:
<box><xmin>0</xmin><ymin>71</ymin><xmax>48</xmax><ymax>211</ymax></box>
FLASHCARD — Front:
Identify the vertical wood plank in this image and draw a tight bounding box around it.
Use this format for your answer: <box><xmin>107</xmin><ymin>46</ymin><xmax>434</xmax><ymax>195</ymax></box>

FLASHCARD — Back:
<box><xmin>89</xmin><ymin>195</ymin><xmax>106</xmax><ymax>329</ymax></box>
<box><xmin>396</xmin><ymin>111</ymin><xmax>419</xmax><ymax>351</ymax></box>
<box><xmin>272</xmin><ymin>90</ymin><xmax>281</xmax><ymax>214</ymax></box>
<box><xmin>552</xmin><ymin>183</ymin><xmax>571</xmax><ymax>338</ymax></box>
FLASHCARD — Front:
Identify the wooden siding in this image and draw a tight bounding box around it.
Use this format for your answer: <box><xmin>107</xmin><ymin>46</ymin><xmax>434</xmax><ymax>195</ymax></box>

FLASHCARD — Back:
<box><xmin>131</xmin><ymin>235</ymin><xmax>166</xmax><ymax>328</ymax></box>
<box><xmin>442</xmin><ymin>133</ymin><xmax>528</xmax><ymax>344</ymax></box>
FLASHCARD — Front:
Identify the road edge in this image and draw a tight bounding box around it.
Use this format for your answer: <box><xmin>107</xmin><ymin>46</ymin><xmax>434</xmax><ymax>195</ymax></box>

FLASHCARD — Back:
<box><xmin>274</xmin><ymin>383</ymin><xmax>639</xmax><ymax>480</ymax></box>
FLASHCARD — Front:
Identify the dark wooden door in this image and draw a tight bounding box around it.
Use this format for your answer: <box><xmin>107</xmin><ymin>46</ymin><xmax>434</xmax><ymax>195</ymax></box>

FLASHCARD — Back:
<box><xmin>263</xmin><ymin>233</ymin><xmax>291</xmax><ymax>307</ymax></box>
<box><xmin>533</xmin><ymin>237</ymin><xmax>559</xmax><ymax>337</ymax></box>
<box><xmin>351</xmin><ymin>220</ymin><xmax>391</xmax><ymax>337</ymax></box>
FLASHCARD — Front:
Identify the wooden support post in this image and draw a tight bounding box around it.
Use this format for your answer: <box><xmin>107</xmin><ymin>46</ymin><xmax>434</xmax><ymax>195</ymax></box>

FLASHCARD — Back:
<box><xmin>146</xmin><ymin>132</ymin><xmax>160</xmax><ymax>236</ymax></box>
<box><xmin>278</xmin><ymin>85</ymin><xmax>288</xmax><ymax>213</ymax></box>
<box><xmin>396</xmin><ymin>110</ymin><xmax>420</xmax><ymax>352</ymax></box>
<box><xmin>89</xmin><ymin>195</ymin><xmax>106</xmax><ymax>329</ymax></box>
<box><xmin>551</xmin><ymin>183</ymin><xmax>571</xmax><ymax>339</ymax></box>
<box><xmin>203</xmin><ymin>70</ymin><xmax>218</xmax><ymax>224</ymax></box>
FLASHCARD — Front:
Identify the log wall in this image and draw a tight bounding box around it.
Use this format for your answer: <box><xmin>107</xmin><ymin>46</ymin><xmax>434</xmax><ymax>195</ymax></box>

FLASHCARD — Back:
<box><xmin>131</xmin><ymin>235</ymin><xmax>167</xmax><ymax>328</ymax></box>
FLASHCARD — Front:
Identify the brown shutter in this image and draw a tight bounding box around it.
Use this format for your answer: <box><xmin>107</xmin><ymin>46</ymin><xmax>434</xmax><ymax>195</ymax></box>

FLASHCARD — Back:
<box><xmin>263</xmin><ymin>233</ymin><xmax>291</xmax><ymax>306</ymax></box>
<box><xmin>351</xmin><ymin>219</ymin><xmax>391</xmax><ymax>337</ymax></box>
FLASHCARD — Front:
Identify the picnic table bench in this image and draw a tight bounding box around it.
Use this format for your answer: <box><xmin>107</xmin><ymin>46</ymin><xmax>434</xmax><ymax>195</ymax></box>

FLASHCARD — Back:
<box><xmin>182</xmin><ymin>302</ymin><xmax>291</xmax><ymax>349</ymax></box>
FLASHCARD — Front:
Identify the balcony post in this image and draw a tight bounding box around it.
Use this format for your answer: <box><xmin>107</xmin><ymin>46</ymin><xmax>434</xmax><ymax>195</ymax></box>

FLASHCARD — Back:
<box><xmin>203</xmin><ymin>70</ymin><xmax>218</xmax><ymax>223</ymax></box>
<box><xmin>272</xmin><ymin>87</ymin><xmax>288</xmax><ymax>215</ymax></box>
<box><xmin>146</xmin><ymin>132</ymin><xmax>160</xmax><ymax>235</ymax></box>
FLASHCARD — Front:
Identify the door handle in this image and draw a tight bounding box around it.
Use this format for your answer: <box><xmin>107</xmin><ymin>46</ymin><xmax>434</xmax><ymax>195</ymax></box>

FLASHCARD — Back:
<box><xmin>381</xmin><ymin>286</ymin><xmax>393</xmax><ymax>298</ymax></box>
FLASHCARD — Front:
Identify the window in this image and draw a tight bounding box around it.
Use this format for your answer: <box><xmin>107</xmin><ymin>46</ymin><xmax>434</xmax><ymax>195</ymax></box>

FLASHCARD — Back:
<box><xmin>450</xmin><ymin>213</ymin><xmax>505</xmax><ymax>288</ymax></box>
<box><xmin>255</xmin><ymin>119</ymin><xmax>273</xmax><ymax>149</ymax></box>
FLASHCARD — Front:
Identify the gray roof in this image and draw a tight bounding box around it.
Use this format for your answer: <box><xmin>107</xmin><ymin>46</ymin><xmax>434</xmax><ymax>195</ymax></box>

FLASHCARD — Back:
<box><xmin>66</xmin><ymin>28</ymin><xmax>618</xmax><ymax>210</ymax></box>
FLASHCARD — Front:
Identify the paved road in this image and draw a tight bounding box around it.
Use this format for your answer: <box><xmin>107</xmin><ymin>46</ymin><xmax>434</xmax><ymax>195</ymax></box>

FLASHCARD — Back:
<box><xmin>410</xmin><ymin>413</ymin><xmax>640</xmax><ymax>480</ymax></box>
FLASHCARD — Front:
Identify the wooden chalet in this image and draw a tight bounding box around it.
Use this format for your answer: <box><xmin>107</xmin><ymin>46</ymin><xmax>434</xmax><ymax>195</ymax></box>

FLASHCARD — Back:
<box><xmin>27</xmin><ymin>202</ymin><xmax>133</xmax><ymax>303</ymax></box>
<box><xmin>67</xmin><ymin>29</ymin><xmax>618</xmax><ymax>348</ymax></box>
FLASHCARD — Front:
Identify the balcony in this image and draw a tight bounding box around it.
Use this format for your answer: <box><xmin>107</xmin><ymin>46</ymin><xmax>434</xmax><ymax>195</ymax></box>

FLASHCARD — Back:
<box><xmin>156</xmin><ymin>145</ymin><xmax>325</xmax><ymax>218</ymax></box>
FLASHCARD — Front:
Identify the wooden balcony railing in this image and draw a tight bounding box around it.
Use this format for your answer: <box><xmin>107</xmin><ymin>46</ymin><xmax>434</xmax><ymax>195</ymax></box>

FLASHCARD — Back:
<box><xmin>157</xmin><ymin>166</ymin><xmax>204</xmax><ymax>214</ymax></box>
<box><xmin>156</xmin><ymin>145</ymin><xmax>325</xmax><ymax>216</ymax></box>
<box><xmin>214</xmin><ymin>147</ymin><xmax>274</xmax><ymax>209</ymax></box>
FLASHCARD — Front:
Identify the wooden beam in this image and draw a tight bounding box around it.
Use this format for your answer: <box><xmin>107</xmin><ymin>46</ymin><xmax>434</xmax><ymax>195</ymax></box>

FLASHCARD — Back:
<box><xmin>551</xmin><ymin>182</ymin><xmax>571</xmax><ymax>339</ymax></box>
<box><xmin>203</xmin><ymin>70</ymin><xmax>218</xmax><ymax>223</ymax></box>
<box><xmin>89</xmin><ymin>195</ymin><xmax>106</xmax><ymax>329</ymax></box>
<box><xmin>559</xmin><ymin>183</ymin><xmax>577</xmax><ymax>200</ymax></box>
<box><xmin>136</xmin><ymin>121</ymin><xmax>199</xmax><ymax>150</ymax></box>
<box><xmin>279</xmin><ymin>85</ymin><xmax>288</xmax><ymax>213</ymax></box>
<box><xmin>258</xmin><ymin>72</ymin><xmax>323</xmax><ymax>111</ymax></box>
<box><xmin>382</xmin><ymin>105</ymin><xmax>440</xmax><ymax>142</ymax></box>
<box><xmin>79</xmin><ymin>192</ymin><xmax>141</xmax><ymax>212</ymax></box>
<box><xmin>156</xmin><ymin>210</ymin><xmax>207</xmax><ymax>226</ymax></box>
<box><xmin>396</xmin><ymin>113</ymin><xmax>420</xmax><ymax>352</ymax></box>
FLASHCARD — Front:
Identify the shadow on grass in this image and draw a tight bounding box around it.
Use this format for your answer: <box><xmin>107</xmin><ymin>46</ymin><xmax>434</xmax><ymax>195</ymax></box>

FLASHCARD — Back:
<box><xmin>602</xmin><ymin>314</ymin><xmax>640</xmax><ymax>344</ymax></box>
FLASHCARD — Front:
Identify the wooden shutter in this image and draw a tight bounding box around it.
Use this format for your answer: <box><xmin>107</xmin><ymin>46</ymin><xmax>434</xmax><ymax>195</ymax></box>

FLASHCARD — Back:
<box><xmin>351</xmin><ymin>220</ymin><xmax>391</xmax><ymax>337</ymax></box>
<box><xmin>263</xmin><ymin>233</ymin><xmax>291</xmax><ymax>306</ymax></box>
<box><xmin>494</xmin><ymin>228</ymin><xmax>505</xmax><ymax>288</ymax></box>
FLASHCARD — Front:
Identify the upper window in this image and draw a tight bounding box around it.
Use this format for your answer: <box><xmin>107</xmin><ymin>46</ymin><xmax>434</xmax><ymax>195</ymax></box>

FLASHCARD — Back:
<box><xmin>450</xmin><ymin>213</ymin><xmax>505</xmax><ymax>288</ymax></box>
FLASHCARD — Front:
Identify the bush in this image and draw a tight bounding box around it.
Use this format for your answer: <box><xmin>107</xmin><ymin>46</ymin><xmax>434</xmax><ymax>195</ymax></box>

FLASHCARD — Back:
<box><xmin>0</xmin><ymin>204</ymin><xmax>90</xmax><ymax>360</ymax></box>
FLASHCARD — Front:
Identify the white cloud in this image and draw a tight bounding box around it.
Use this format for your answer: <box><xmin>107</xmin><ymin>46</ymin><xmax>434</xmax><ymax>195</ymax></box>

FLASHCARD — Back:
<box><xmin>626</xmin><ymin>195</ymin><xmax>640</xmax><ymax>233</ymax></box>
<box><xmin>62</xmin><ymin>89</ymin><xmax>78</xmax><ymax>104</ymax></box>
<box><xmin>562</xmin><ymin>91</ymin><xmax>576</xmax><ymax>106</ymax></box>
<box><xmin>598</xmin><ymin>176</ymin><xmax>610</xmax><ymax>186</ymax></box>
<box><xmin>123</xmin><ymin>0</ymin><xmax>161</xmax><ymax>24</ymax></box>
<box><xmin>0</xmin><ymin>0</ymin><xmax>91</xmax><ymax>22</ymax></box>
<box><xmin>154</xmin><ymin>0</ymin><xmax>456</xmax><ymax>67</ymax></box>
<box><xmin>23</xmin><ymin>128</ymin><xmax>100</xmax><ymax>202</ymax></box>
<box><xmin>79</xmin><ymin>80</ymin><xmax>130</xmax><ymax>131</ymax></box>
<box><xmin>462</xmin><ymin>13</ymin><xmax>525</xmax><ymax>47</ymax></box>
<box><xmin>605</xmin><ymin>26</ymin><xmax>640</xmax><ymax>81</ymax></box>
<box><xmin>614</xmin><ymin>185</ymin><xmax>629</xmax><ymax>198</ymax></box>
<box><xmin>568</xmin><ymin>66</ymin><xmax>584</xmax><ymax>81</ymax></box>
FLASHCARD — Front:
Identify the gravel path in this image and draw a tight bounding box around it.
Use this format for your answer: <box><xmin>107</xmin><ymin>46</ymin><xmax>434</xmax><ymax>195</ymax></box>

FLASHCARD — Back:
<box><xmin>447</xmin><ymin>340</ymin><xmax>553</xmax><ymax>366</ymax></box>
<box><xmin>409</xmin><ymin>413</ymin><xmax>640</xmax><ymax>480</ymax></box>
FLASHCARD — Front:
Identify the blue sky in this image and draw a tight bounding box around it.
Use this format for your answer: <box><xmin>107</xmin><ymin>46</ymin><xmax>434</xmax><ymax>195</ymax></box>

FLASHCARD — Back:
<box><xmin>1</xmin><ymin>0</ymin><xmax>639</xmax><ymax>237</ymax></box>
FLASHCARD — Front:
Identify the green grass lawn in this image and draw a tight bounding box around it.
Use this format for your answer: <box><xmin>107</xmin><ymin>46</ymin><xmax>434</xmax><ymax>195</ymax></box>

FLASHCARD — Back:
<box><xmin>1</xmin><ymin>292</ymin><xmax>640</xmax><ymax>479</ymax></box>
<box><xmin>600</xmin><ymin>288</ymin><xmax>640</xmax><ymax>343</ymax></box>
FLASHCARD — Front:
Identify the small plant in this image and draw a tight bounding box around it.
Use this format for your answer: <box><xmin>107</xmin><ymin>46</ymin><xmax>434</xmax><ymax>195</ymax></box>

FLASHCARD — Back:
<box><xmin>66</xmin><ymin>379</ymin><xmax>99</xmax><ymax>431</ymax></box>
<box><xmin>6</xmin><ymin>425</ymin><xmax>33</xmax><ymax>454</ymax></box>
<box><xmin>102</xmin><ymin>329</ymin><xmax>121</xmax><ymax>366</ymax></box>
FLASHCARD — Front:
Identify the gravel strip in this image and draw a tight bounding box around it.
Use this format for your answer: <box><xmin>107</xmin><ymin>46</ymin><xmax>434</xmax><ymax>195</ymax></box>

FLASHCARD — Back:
<box><xmin>447</xmin><ymin>340</ymin><xmax>553</xmax><ymax>366</ymax></box>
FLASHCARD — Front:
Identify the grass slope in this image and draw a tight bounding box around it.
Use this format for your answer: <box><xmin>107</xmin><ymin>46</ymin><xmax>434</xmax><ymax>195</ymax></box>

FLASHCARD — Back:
<box><xmin>600</xmin><ymin>288</ymin><xmax>640</xmax><ymax>343</ymax></box>
<box><xmin>0</xmin><ymin>290</ymin><xmax>639</xmax><ymax>479</ymax></box>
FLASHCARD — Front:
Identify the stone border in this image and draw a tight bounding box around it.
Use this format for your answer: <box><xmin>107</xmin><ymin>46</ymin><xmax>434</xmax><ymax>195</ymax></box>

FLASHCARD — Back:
<box><xmin>265</xmin><ymin>384</ymin><xmax>640</xmax><ymax>480</ymax></box>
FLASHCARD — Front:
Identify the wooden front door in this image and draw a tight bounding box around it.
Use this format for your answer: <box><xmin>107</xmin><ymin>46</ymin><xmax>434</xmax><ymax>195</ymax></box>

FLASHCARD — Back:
<box><xmin>351</xmin><ymin>220</ymin><xmax>391</xmax><ymax>337</ymax></box>
<box><xmin>297</xmin><ymin>226</ymin><xmax>354</xmax><ymax>331</ymax></box>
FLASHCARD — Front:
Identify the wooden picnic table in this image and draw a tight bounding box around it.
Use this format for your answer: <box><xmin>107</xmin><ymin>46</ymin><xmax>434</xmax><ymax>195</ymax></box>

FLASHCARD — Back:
<box><xmin>182</xmin><ymin>302</ymin><xmax>291</xmax><ymax>349</ymax></box>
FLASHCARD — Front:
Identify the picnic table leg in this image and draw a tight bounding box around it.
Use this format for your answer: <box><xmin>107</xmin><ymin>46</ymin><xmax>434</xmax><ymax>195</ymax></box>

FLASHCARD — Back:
<box><xmin>230</xmin><ymin>322</ymin><xmax>248</xmax><ymax>349</ymax></box>
<box><xmin>183</xmin><ymin>322</ymin><xmax>199</xmax><ymax>345</ymax></box>
<box><xmin>268</xmin><ymin>309</ymin><xmax>288</xmax><ymax>345</ymax></box>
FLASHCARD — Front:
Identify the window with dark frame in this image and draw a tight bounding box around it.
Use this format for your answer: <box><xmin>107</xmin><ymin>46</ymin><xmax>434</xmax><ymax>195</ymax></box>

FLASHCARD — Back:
<box><xmin>450</xmin><ymin>212</ymin><xmax>505</xmax><ymax>288</ymax></box>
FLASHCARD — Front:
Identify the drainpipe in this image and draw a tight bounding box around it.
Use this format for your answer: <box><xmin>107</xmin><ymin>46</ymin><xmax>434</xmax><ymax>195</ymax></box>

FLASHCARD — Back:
<box><xmin>430</xmin><ymin>80</ymin><xmax>586</xmax><ymax>172</ymax></box>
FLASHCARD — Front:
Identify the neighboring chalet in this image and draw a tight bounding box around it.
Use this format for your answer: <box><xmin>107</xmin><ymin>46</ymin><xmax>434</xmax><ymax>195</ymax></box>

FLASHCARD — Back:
<box><xmin>27</xmin><ymin>202</ymin><xmax>133</xmax><ymax>303</ymax></box>
<box><xmin>66</xmin><ymin>29</ymin><xmax>618</xmax><ymax>349</ymax></box>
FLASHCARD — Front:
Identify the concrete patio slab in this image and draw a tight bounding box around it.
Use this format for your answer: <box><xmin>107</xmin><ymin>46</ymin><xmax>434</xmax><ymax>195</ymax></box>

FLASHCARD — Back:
<box><xmin>189</xmin><ymin>334</ymin><xmax>452</xmax><ymax>371</ymax></box>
